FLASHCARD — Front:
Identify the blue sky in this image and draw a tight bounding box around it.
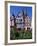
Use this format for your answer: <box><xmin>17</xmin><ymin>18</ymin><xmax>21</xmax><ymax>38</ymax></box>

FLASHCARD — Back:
<box><xmin>10</xmin><ymin>6</ymin><xmax>32</xmax><ymax>17</ymax></box>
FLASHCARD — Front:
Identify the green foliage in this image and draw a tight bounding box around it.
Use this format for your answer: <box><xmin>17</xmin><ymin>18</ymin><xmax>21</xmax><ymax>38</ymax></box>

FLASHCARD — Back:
<box><xmin>10</xmin><ymin>28</ymin><xmax>32</xmax><ymax>40</ymax></box>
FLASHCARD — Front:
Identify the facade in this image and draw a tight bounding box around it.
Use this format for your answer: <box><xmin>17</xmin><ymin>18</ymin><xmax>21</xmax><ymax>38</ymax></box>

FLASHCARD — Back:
<box><xmin>15</xmin><ymin>11</ymin><xmax>24</xmax><ymax>29</ymax></box>
<box><xmin>24</xmin><ymin>16</ymin><xmax>31</xmax><ymax>30</ymax></box>
<box><xmin>10</xmin><ymin>15</ymin><xmax>14</xmax><ymax>27</ymax></box>
<box><xmin>10</xmin><ymin>11</ymin><xmax>32</xmax><ymax>31</ymax></box>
